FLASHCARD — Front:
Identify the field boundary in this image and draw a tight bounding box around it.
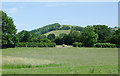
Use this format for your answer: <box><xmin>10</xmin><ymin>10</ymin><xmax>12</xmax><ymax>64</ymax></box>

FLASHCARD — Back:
<box><xmin>1</xmin><ymin>74</ymin><xmax>119</xmax><ymax>76</ymax></box>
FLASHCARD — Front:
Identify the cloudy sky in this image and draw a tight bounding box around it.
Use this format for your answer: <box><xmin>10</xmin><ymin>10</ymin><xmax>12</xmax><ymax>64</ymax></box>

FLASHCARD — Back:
<box><xmin>2</xmin><ymin>2</ymin><xmax>118</xmax><ymax>33</ymax></box>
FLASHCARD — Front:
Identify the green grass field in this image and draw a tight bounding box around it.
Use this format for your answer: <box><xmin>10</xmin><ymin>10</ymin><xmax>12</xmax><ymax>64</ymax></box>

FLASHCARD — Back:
<box><xmin>2</xmin><ymin>47</ymin><xmax>118</xmax><ymax>74</ymax></box>
<box><xmin>44</xmin><ymin>30</ymin><xmax>71</xmax><ymax>36</ymax></box>
<box><xmin>0</xmin><ymin>49</ymin><xmax>2</xmax><ymax>75</ymax></box>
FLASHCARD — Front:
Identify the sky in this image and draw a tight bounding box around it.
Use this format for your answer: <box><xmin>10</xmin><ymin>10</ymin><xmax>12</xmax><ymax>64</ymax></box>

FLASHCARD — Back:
<box><xmin>2</xmin><ymin>2</ymin><xmax>118</xmax><ymax>33</ymax></box>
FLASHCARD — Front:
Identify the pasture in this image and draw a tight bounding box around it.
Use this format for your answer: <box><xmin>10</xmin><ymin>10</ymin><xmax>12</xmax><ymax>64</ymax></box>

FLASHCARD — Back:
<box><xmin>2</xmin><ymin>47</ymin><xmax>118</xmax><ymax>74</ymax></box>
<box><xmin>44</xmin><ymin>30</ymin><xmax>71</xmax><ymax>36</ymax></box>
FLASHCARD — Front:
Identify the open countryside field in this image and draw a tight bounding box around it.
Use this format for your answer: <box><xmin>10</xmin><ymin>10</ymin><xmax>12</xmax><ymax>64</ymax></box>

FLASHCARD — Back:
<box><xmin>0</xmin><ymin>49</ymin><xmax>2</xmax><ymax>75</ymax></box>
<box><xmin>2</xmin><ymin>47</ymin><xmax>118</xmax><ymax>74</ymax></box>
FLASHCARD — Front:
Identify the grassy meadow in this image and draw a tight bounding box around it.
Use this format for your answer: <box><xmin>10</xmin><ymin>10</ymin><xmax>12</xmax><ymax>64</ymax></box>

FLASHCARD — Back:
<box><xmin>2</xmin><ymin>47</ymin><xmax>118</xmax><ymax>74</ymax></box>
<box><xmin>0</xmin><ymin>49</ymin><xmax>2</xmax><ymax>75</ymax></box>
<box><xmin>44</xmin><ymin>30</ymin><xmax>71</xmax><ymax>36</ymax></box>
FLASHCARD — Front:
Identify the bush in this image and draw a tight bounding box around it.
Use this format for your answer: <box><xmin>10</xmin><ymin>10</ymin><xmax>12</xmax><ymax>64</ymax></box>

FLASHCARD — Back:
<box><xmin>73</xmin><ymin>42</ymin><xmax>83</xmax><ymax>47</ymax></box>
<box><xmin>16</xmin><ymin>42</ymin><xmax>56</xmax><ymax>47</ymax></box>
<box><xmin>95</xmin><ymin>43</ymin><xmax>117</xmax><ymax>48</ymax></box>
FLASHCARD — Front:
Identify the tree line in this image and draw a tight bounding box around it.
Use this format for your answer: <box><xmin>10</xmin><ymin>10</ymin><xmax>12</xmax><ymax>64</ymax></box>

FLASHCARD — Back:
<box><xmin>1</xmin><ymin>11</ymin><xmax>120</xmax><ymax>48</ymax></box>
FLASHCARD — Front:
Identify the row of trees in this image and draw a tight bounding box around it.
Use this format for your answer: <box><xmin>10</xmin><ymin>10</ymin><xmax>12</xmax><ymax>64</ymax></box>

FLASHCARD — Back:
<box><xmin>1</xmin><ymin>11</ymin><xmax>120</xmax><ymax>48</ymax></box>
<box><xmin>17</xmin><ymin>26</ymin><xmax>120</xmax><ymax>47</ymax></box>
<box><xmin>54</xmin><ymin>25</ymin><xmax>120</xmax><ymax>47</ymax></box>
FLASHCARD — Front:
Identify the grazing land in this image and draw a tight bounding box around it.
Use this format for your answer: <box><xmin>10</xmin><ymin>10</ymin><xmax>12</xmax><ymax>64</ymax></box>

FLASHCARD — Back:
<box><xmin>2</xmin><ymin>47</ymin><xmax>118</xmax><ymax>74</ymax></box>
<box><xmin>0</xmin><ymin>49</ymin><xmax>1</xmax><ymax>75</ymax></box>
<box><xmin>44</xmin><ymin>30</ymin><xmax>71</xmax><ymax>36</ymax></box>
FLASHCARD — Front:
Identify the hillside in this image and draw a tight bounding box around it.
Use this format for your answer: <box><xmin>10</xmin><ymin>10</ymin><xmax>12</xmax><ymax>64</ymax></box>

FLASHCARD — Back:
<box><xmin>30</xmin><ymin>23</ymin><xmax>83</xmax><ymax>34</ymax></box>
<box><xmin>44</xmin><ymin>30</ymin><xmax>71</xmax><ymax>36</ymax></box>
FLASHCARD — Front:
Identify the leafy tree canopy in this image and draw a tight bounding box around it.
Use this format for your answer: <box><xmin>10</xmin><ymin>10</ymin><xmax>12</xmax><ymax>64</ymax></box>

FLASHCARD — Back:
<box><xmin>81</xmin><ymin>26</ymin><xmax>98</xmax><ymax>47</ymax></box>
<box><xmin>93</xmin><ymin>25</ymin><xmax>112</xmax><ymax>43</ymax></box>
<box><xmin>2</xmin><ymin>11</ymin><xmax>18</xmax><ymax>48</ymax></box>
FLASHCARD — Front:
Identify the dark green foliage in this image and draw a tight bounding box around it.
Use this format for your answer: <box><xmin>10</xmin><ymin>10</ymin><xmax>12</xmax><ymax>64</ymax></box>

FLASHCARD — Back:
<box><xmin>54</xmin><ymin>33</ymin><xmax>67</xmax><ymax>45</ymax></box>
<box><xmin>16</xmin><ymin>42</ymin><xmax>56</xmax><ymax>47</ymax></box>
<box><xmin>22</xmin><ymin>31</ymin><xmax>31</xmax><ymax>42</ymax></box>
<box><xmin>39</xmin><ymin>38</ymin><xmax>51</xmax><ymax>43</ymax></box>
<box><xmin>59</xmin><ymin>33</ymin><xmax>67</xmax><ymax>38</ymax></box>
<box><xmin>73</xmin><ymin>42</ymin><xmax>83</xmax><ymax>47</ymax></box>
<box><xmin>109</xmin><ymin>28</ymin><xmax>120</xmax><ymax>45</ymax></box>
<box><xmin>17</xmin><ymin>30</ymin><xmax>50</xmax><ymax>43</ymax></box>
<box><xmin>93</xmin><ymin>25</ymin><xmax>112</xmax><ymax>43</ymax></box>
<box><xmin>2</xmin><ymin>11</ymin><xmax>18</xmax><ymax>48</ymax></box>
<box><xmin>81</xmin><ymin>26</ymin><xmax>98</xmax><ymax>47</ymax></box>
<box><xmin>60</xmin><ymin>25</ymin><xmax>70</xmax><ymax>30</ymax></box>
<box><xmin>54</xmin><ymin>30</ymin><xmax>81</xmax><ymax>45</ymax></box>
<box><xmin>62</xmin><ymin>30</ymin><xmax>81</xmax><ymax>45</ymax></box>
<box><xmin>17</xmin><ymin>30</ymin><xmax>31</xmax><ymax>42</ymax></box>
<box><xmin>47</xmin><ymin>34</ymin><xmax>55</xmax><ymax>40</ymax></box>
<box><xmin>31</xmin><ymin>23</ymin><xmax>61</xmax><ymax>34</ymax></box>
<box><xmin>71</xmin><ymin>26</ymin><xmax>83</xmax><ymax>31</ymax></box>
<box><xmin>95</xmin><ymin>43</ymin><xmax>117</xmax><ymax>48</ymax></box>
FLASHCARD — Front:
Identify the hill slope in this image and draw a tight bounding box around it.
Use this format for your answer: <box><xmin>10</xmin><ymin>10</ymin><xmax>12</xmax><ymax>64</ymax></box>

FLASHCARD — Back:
<box><xmin>30</xmin><ymin>23</ymin><xmax>83</xmax><ymax>35</ymax></box>
<box><xmin>44</xmin><ymin>30</ymin><xmax>71</xmax><ymax>36</ymax></box>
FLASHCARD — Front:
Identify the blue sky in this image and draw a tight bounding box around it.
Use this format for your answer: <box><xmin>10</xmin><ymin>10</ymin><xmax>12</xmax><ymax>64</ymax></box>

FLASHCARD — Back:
<box><xmin>2</xmin><ymin>2</ymin><xmax>118</xmax><ymax>33</ymax></box>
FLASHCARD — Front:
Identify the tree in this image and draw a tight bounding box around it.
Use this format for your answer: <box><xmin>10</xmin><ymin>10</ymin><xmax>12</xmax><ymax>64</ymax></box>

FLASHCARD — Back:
<box><xmin>81</xmin><ymin>26</ymin><xmax>98</xmax><ymax>47</ymax></box>
<box><xmin>47</xmin><ymin>34</ymin><xmax>55</xmax><ymax>40</ymax></box>
<box><xmin>22</xmin><ymin>31</ymin><xmax>31</xmax><ymax>42</ymax></box>
<box><xmin>62</xmin><ymin>30</ymin><xmax>81</xmax><ymax>45</ymax></box>
<box><xmin>60</xmin><ymin>25</ymin><xmax>70</xmax><ymax>30</ymax></box>
<box><xmin>71</xmin><ymin>26</ymin><xmax>83</xmax><ymax>31</ymax></box>
<box><xmin>2</xmin><ymin>11</ymin><xmax>18</xmax><ymax>48</ymax></box>
<box><xmin>54</xmin><ymin>33</ymin><xmax>67</xmax><ymax>45</ymax></box>
<box><xmin>93</xmin><ymin>25</ymin><xmax>112</xmax><ymax>43</ymax></box>
<box><xmin>109</xmin><ymin>28</ymin><xmax>120</xmax><ymax>45</ymax></box>
<box><xmin>38</xmin><ymin>35</ymin><xmax>51</xmax><ymax>42</ymax></box>
<box><xmin>17</xmin><ymin>30</ymin><xmax>31</xmax><ymax>42</ymax></box>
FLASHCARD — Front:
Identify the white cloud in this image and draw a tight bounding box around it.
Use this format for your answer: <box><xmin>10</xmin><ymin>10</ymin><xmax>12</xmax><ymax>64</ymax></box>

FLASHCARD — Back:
<box><xmin>6</xmin><ymin>8</ymin><xmax>18</xmax><ymax>13</ymax></box>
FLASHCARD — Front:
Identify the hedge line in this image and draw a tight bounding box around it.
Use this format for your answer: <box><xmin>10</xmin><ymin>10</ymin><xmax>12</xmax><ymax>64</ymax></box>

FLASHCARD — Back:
<box><xmin>95</xmin><ymin>43</ymin><xmax>117</xmax><ymax>48</ymax></box>
<box><xmin>73</xmin><ymin>42</ymin><xmax>83</xmax><ymax>47</ymax></box>
<box><xmin>73</xmin><ymin>42</ymin><xmax>118</xmax><ymax>48</ymax></box>
<box><xmin>16</xmin><ymin>42</ymin><xmax>56</xmax><ymax>47</ymax></box>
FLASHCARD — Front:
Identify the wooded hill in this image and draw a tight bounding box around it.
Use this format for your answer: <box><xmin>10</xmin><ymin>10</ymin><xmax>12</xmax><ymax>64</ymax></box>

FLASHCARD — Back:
<box><xmin>30</xmin><ymin>23</ymin><xmax>83</xmax><ymax>35</ymax></box>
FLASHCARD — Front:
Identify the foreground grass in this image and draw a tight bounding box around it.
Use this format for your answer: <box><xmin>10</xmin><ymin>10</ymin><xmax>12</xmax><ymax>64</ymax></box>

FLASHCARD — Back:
<box><xmin>0</xmin><ymin>49</ymin><xmax>2</xmax><ymax>75</ymax></box>
<box><xmin>2</xmin><ymin>47</ymin><xmax>118</xmax><ymax>74</ymax></box>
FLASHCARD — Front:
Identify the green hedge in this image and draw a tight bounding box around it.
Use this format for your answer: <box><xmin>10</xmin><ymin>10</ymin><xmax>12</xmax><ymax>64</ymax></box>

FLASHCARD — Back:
<box><xmin>95</xmin><ymin>43</ymin><xmax>117</xmax><ymax>48</ymax></box>
<box><xmin>16</xmin><ymin>42</ymin><xmax>56</xmax><ymax>47</ymax></box>
<box><xmin>73</xmin><ymin>42</ymin><xmax>83</xmax><ymax>47</ymax></box>
<box><xmin>73</xmin><ymin>42</ymin><xmax>118</xmax><ymax>48</ymax></box>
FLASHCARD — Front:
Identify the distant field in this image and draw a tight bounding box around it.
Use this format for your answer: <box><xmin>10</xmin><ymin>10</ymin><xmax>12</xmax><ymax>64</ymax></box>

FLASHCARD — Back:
<box><xmin>44</xmin><ymin>30</ymin><xmax>71</xmax><ymax>36</ymax></box>
<box><xmin>2</xmin><ymin>47</ymin><xmax>118</xmax><ymax>74</ymax></box>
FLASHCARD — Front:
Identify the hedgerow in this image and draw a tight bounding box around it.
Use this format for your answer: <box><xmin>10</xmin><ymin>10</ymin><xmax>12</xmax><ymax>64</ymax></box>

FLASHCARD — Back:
<box><xmin>73</xmin><ymin>42</ymin><xmax>118</xmax><ymax>48</ymax></box>
<box><xmin>95</xmin><ymin>43</ymin><xmax>117</xmax><ymax>48</ymax></box>
<box><xmin>16</xmin><ymin>42</ymin><xmax>56</xmax><ymax>47</ymax></box>
<box><xmin>73</xmin><ymin>42</ymin><xmax>83</xmax><ymax>47</ymax></box>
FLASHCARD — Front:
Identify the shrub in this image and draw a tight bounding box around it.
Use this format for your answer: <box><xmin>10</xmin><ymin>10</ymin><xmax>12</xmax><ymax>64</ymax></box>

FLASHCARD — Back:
<box><xmin>73</xmin><ymin>42</ymin><xmax>83</xmax><ymax>47</ymax></box>
<box><xmin>16</xmin><ymin>42</ymin><xmax>56</xmax><ymax>47</ymax></box>
<box><xmin>95</xmin><ymin>43</ymin><xmax>117</xmax><ymax>48</ymax></box>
